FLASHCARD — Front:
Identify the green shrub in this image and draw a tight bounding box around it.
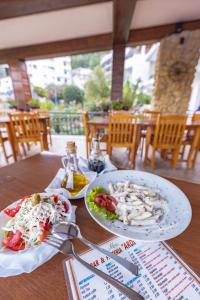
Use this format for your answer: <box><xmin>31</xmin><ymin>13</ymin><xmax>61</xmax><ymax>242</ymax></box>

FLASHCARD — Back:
<box><xmin>63</xmin><ymin>85</ymin><xmax>84</xmax><ymax>105</ymax></box>
<box><xmin>33</xmin><ymin>86</ymin><xmax>48</xmax><ymax>98</ymax></box>
<box><xmin>28</xmin><ymin>98</ymin><xmax>40</xmax><ymax>108</ymax></box>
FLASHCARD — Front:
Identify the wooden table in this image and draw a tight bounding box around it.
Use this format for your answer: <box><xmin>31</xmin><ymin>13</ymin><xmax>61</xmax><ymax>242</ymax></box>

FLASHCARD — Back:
<box><xmin>88</xmin><ymin>116</ymin><xmax>200</xmax><ymax>168</ymax></box>
<box><xmin>0</xmin><ymin>153</ymin><xmax>199</xmax><ymax>300</ymax></box>
<box><xmin>0</xmin><ymin>116</ymin><xmax>50</xmax><ymax>161</ymax></box>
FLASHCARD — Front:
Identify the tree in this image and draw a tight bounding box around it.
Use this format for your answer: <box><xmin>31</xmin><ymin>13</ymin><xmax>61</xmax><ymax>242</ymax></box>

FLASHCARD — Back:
<box><xmin>46</xmin><ymin>83</ymin><xmax>64</xmax><ymax>102</ymax></box>
<box><xmin>71</xmin><ymin>53</ymin><xmax>102</xmax><ymax>70</ymax></box>
<box><xmin>33</xmin><ymin>86</ymin><xmax>48</xmax><ymax>98</ymax></box>
<box><xmin>84</xmin><ymin>66</ymin><xmax>111</xmax><ymax>111</ymax></box>
<box><xmin>63</xmin><ymin>85</ymin><xmax>84</xmax><ymax>105</ymax></box>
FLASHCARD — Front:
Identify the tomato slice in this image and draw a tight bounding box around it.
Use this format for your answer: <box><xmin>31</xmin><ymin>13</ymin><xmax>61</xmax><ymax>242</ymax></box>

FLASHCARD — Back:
<box><xmin>53</xmin><ymin>195</ymin><xmax>59</xmax><ymax>203</ymax></box>
<box><xmin>4</xmin><ymin>196</ymin><xmax>28</xmax><ymax>218</ymax></box>
<box><xmin>94</xmin><ymin>194</ymin><xmax>117</xmax><ymax>213</ymax></box>
<box><xmin>40</xmin><ymin>228</ymin><xmax>47</xmax><ymax>242</ymax></box>
<box><xmin>62</xmin><ymin>201</ymin><xmax>69</xmax><ymax>213</ymax></box>
<box><xmin>3</xmin><ymin>231</ymin><xmax>25</xmax><ymax>251</ymax></box>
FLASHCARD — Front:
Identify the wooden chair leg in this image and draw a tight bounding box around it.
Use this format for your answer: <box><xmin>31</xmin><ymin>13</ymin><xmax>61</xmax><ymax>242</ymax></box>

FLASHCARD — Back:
<box><xmin>107</xmin><ymin>145</ymin><xmax>112</xmax><ymax>158</ymax></box>
<box><xmin>172</xmin><ymin>149</ymin><xmax>179</xmax><ymax>169</ymax></box>
<box><xmin>1</xmin><ymin>141</ymin><xmax>9</xmax><ymax>163</ymax></box>
<box><xmin>130</xmin><ymin>146</ymin><xmax>136</xmax><ymax>169</ymax></box>
<box><xmin>143</xmin><ymin>143</ymin><xmax>149</xmax><ymax>167</ymax></box>
<box><xmin>181</xmin><ymin>144</ymin><xmax>186</xmax><ymax>160</ymax></box>
<box><xmin>150</xmin><ymin>148</ymin><xmax>156</xmax><ymax>170</ymax></box>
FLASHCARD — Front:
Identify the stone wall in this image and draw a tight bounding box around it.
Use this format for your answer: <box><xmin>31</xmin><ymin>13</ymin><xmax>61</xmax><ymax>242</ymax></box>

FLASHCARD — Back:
<box><xmin>152</xmin><ymin>29</ymin><xmax>200</xmax><ymax>114</ymax></box>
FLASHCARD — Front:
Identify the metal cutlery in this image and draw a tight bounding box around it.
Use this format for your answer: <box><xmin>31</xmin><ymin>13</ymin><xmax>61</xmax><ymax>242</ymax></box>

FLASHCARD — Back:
<box><xmin>45</xmin><ymin>235</ymin><xmax>144</xmax><ymax>300</ymax></box>
<box><xmin>52</xmin><ymin>222</ymin><xmax>139</xmax><ymax>276</ymax></box>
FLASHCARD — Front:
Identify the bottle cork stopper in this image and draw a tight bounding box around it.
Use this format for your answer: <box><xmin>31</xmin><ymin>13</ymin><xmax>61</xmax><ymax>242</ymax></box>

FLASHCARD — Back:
<box><xmin>66</xmin><ymin>141</ymin><xmax>76</xmax><ymax>153</ymax></box>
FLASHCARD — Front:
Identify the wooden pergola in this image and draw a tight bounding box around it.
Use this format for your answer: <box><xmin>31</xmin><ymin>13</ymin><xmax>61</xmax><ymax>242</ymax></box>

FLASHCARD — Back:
<box><xmin>0</xmin><ymin>0</ymin><xmax>200</xmax><ymax>109</ymax></box>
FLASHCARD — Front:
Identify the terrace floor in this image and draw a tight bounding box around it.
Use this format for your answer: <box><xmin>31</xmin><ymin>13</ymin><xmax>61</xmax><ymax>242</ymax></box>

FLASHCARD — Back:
<box><xmin>1</xmin><ymin>135</ymin><xmax>200</xmax><ymax>184</ymax></box>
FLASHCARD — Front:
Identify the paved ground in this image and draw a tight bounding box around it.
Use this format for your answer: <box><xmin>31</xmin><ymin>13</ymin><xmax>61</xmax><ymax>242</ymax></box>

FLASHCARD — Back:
<box><xmin>1</xmin><ymin>135</ymin><xmax>200</xmax><ymax>184</ymax></box>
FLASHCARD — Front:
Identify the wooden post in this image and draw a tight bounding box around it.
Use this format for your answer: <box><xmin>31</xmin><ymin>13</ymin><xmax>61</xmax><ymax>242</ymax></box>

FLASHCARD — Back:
<box><xmin>111</xmin><ymin>44</ymin><xmax>125</xmax><ymax>100</ymax></box>
<box><xmin>8</xmin><ymin>59</ymin><xmax>32</xmax><ymax>110</ymax></box>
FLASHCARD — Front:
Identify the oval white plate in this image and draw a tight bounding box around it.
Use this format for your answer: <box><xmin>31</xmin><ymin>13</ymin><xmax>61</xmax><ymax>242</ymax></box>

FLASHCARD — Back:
<box><xmin>85</xmin><ymin>170</ymin><xmax>192</xmax><ymax>242</ymax></box>
<box><xmin>0</xmin><ymin>193</ymin><xmax>73</xmax><ymax>277</ymax></box>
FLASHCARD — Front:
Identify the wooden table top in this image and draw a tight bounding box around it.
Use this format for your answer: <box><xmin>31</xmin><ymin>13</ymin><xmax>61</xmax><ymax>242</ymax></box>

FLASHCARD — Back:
<box><xmin>0</xmin><ymin>115</ymin><xmax>49</xmax><ymax>124</ymax></box>
<box><xmin>88</xmin><ymin>116</ymin><xmax>200</xmax><ymax>129</ymax></box>
<box><xmin>0</xmin><ymin>153</ymin><xmax>199</xmax><ymax>300</ymax></box>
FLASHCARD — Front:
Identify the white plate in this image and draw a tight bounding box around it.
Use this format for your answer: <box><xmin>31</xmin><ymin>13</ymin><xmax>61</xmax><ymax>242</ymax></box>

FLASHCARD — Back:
<box><xmin>85</xmin><ymin>170</ymin><xmax>192</xmax><ymax>242</ymax></box>
<box><xmin>0</xmin><ymin>193</ymin><xmax>74</xmax><ymax>277</ymax></box>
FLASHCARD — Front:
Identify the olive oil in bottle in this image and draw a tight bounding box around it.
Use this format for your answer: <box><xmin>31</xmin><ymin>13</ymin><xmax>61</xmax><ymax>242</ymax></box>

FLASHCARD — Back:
<box><xmin>61</xmin><ymin>141</ymin><xmax>89</xmax><ymax>196</ymax></box>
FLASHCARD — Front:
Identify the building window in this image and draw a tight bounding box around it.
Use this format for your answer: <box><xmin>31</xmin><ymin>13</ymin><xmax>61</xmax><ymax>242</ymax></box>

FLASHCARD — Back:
<box><xmin>64</xmin><ymin>69</ymin><xmax>67</xmax><ymax>74</ymax></box>
<box><xmin>33</xmin><ymin>64</ymin><xmax>37</xmax><ymax>69</ymax></box>
<box><xmin>57</xmin><ymin>77</ymin><xmax>61</xmax><ymax>82</ymax></box>
<box><xmin>63</xmin><ymin>61</ymin><xmax>67</xmax><ymax>66</ymax></box>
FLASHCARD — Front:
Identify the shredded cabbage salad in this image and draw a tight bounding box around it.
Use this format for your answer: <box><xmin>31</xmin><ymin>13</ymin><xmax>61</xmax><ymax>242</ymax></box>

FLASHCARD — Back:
<box><xmin>2</xmin><ymin>193</ymin><xmax>70</xmax><ymax>251</ymax></box>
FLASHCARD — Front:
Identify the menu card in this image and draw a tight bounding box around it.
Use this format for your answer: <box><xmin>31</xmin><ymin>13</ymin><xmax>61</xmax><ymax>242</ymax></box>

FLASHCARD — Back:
<box><xmin>63</xmin><ymin>237</ymin><xmax>200</xmax><ymax>300</ymax></box>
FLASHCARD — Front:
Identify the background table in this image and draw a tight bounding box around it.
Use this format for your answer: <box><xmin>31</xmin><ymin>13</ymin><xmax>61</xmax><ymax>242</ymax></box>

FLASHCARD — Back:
<box><xmin>0</xmin><ymin>153</ymin><xmax>199</xmax><ymax>300</ymax></box>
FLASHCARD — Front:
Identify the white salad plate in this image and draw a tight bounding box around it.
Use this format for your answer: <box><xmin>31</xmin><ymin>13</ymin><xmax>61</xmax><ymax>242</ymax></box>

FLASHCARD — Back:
<box><xmin>0</xmin><ymin>193</ymin><xmax>74</xmax><ymax>277</ymax></box>
<box><xmin>85</xmin><ymin>170</ymin><xmax>192</xmax><ymax>242</ymax></box>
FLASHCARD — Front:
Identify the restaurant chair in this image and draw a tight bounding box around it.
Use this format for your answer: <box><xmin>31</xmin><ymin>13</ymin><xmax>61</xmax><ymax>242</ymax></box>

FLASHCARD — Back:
<box><xmin>144</xmin><ymin>114</ymin><xmax>187</xmax><ymax>169</ymax></box>
<box><xmin>180</xmin><ymin>113</ymin><xmax>200</xmax><ymax>168</ymax></box>
<box><xmin>30</xmin><ymin>109</ymin><xmax>52</xmax><ymax>146</ymax></box>
<box><xmin>0</xmin><ymin>129</ymin><xmax>12</xmax><ymax>164</ymax></box>
<box><xmin>140</xmin><ymin>110</ymin><xmax>161</xmax><ymax>157</ymax></box>
<box><xmin>8</xmin><ymin>112</ymin><xmax>44</xmax><ymax>159</ymax></box>
<box><xmin>107</xmin><ymin>113</ymin><xmax>138</xmax><ymax>168</ymax></box>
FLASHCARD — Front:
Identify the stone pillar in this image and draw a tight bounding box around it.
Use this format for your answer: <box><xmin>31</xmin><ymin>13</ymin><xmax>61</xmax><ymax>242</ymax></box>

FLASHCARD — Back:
<box><xmin>152</xmin><ymin>29</ymin><xmax>200</xmax><ymax>114</ymax></box>
<box><xmin>8</xmin><ymin>59</ymin><xmax>32</xmax><ymax>110</ymax></box>
<box><xmin>111</xmin><ymin>44</ymin><xmax>125</xmax><ymax>100</ymax></box>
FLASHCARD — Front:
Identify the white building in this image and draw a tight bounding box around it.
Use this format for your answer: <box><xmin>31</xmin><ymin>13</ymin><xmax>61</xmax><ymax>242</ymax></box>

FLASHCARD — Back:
<box><xmin>26</xmin><ymin>56</ymin><xmax>72</xmax><ymax>89</ymax></box>
<box><xmin>71</xmin><ymin>67</ymin><xmax>92</xmax><ymax>89</ymax></box>
<box><xmin>0</xmin><ymin>65</ymin><xmax>14</xmax><ymax>101</ymax></box>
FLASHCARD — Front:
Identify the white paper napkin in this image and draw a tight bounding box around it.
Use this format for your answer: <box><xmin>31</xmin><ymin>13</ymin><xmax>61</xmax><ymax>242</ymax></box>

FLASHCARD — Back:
<box><xmin>78</xmin><ymin>155</ymin><xmax>117</xmax><ymax>175</ymax></box>
<box><xmin>0</xmin><ymin>195</ymin><xmax>76</xmax><ymax>277</ymax></box>
<box><xmin>45</xmin><ymin>155</ymin><xmax>117</xmax><ymax>199</ymax></box>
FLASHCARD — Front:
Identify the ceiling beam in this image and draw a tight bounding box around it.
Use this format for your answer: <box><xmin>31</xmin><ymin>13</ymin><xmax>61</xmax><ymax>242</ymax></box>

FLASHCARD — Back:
<box><xmin>0</xmin><ymin>0</ymin><xmax>111</xmax><ymax>20</ymax></box>
<box><xmin>113</xmin><ymin>0</ymin><xmax>137</xmax><ymax>45</ymax></box>
<box><xmin>128</xmin><ymin>19</ymin><xmax>200</xmax><ymax>46</ymax></box>
<box><xmin>0</xmin><ymin>33</ymin><xmax>112</xmax><ymax>64</ymax></box>
<box><xmin>0</xmin><ymin>19</ymin><xmax>200</xmax><ymax>63</ymax></box>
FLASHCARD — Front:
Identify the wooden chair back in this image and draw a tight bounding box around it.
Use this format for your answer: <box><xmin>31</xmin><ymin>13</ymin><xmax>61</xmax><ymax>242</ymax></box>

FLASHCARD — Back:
<box><xmin>30</xmin><ymin>108</ymin><xmax>49</xmax><ymax>117</ymax></box>
<box><xmin>108</xmin><ymin>113</ymin><xmax>137</xmax><ymax>145</ymax></box>
<box><xmin>142</xmin><ymin>109</ymin><xmax>160</xmax><ymax>120</ymax></box>
<box><xmin>8</xmin><ymin>112</ymin><xmax>42</xmax><ymax>143</ymax></box>
<box><xmin>153</xmin><ymin>115</ymin><xmax>187</xmax><ymax>149</ymax></box>
<box><xmin>192</xmin><ymin>113</ymin><xmax>200</xmax><ymax>123</ymax></box>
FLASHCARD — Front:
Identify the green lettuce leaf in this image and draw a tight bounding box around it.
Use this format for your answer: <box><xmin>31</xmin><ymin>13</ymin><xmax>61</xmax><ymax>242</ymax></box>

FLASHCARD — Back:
<box><xmin>86</xmin><ymin>186</ymin><xmax>119</xmax><ymax>220</ymax></box>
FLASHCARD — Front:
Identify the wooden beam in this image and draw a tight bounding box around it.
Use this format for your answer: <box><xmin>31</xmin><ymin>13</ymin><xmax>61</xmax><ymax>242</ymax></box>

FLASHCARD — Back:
<box><xmin>128</xmin><ymin>19</ymin><xmax>200</xmax><ymax>46</ymax></box>
<box><xmin>0</xmin><ymin>19</ymin><xmax>200</xmax><ymax>63</ymax></box>
<box><xmin>0</xmin><ymin>0</ymin><xmax>111</xmax><ymax>20</ymax></box>
<box><xmin>111</xmin><ymin>44</ymin><xmax>125</xmax><ymax>100</ymax></box>
<box><xmin>8</xmin><ymin>59</ymin><xmax>32</xmax><ymax>109</ymax></box>
<box><xmin>0</xmin><ymin>33</ymin><xmax>112</xmax><ymax>64</ymax></box>
<box><xmin>113</xmin><ymin>0</ymin><xmax>137</xmax><ymax>44</ymax></box>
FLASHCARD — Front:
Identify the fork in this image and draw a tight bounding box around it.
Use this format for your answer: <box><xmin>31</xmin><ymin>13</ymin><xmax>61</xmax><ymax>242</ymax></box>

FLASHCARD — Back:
<box><xmin>52</xmin><ymin>222</ymin><xmax>139</xmax><ymax>275</ymax></box>
<box><xmin>45</xmin><ymin>235</ymin><xmax>144</xmax><ymax>300</ymax></box>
